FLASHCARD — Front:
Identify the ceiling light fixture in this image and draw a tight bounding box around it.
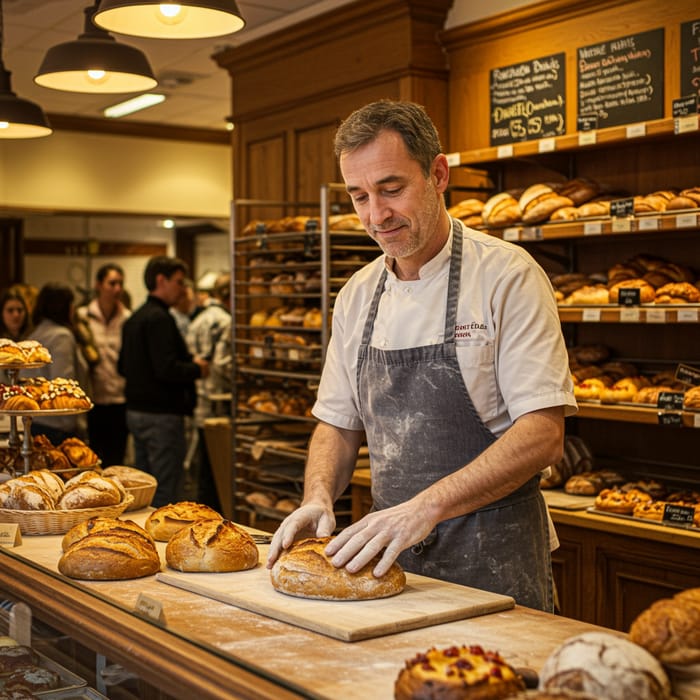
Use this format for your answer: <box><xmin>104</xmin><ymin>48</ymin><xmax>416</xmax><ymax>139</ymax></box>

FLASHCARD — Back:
<box><xmin>94</xmin><ymin>1</ymin><xmax>245</xmax><ymax>40</ymax></box>
<box><xmin>34</xmin><ymin>3</ymin><xmax>157</xmax><ymax>94</ymax></box>
<box><xmin>0</xmin><ymin>0</ymin><xmax>51</xmax><ymax>138</ymax></box>
<box><xmin>104</xmin><ymin>92</ymin><xmax>165</xmax><ymax>118</ymax></box>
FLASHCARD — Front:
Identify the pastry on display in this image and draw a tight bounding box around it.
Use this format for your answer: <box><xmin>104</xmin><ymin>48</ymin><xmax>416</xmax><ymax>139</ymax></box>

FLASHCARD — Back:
<box><xmin>538</xmin><ymin>631</ymin><xmax>671</xmax><ymax>700</ymax></box>
<box><xmin>270</xmin><ymin>536</ymin><xmax>406</xmax><ymax>600</ymax></box>
<box><xmin>59</xmin><ymin>437</ymin><xmax>99</xmax><ymax>469</ymax></box>
<box><xmin>145</xmin><ymin>501</ymin><xmax>222</xmax><ymax>541</ymax></box>
<box><xmin>684</xmin><ymin>386</ymin><xmax>700</xmax><ymax>410</ymax></box>
<box><xmin>38</xmin><ymin>378</ymin><xmax>92</xmax><ymax>410</ymax></box>
<box><xmin>58</xmin><ymin>518</ymin><xmax>161</xmax><ymax>580</ymax></box>
<box><xmin>540</xmin><ymin>435</ymin><xmax>594</xmax><ymax>489</ymax></box>
<box><xmin>608</xmin><ymin>279</ymin><xmax>656</xmax><ymax>304</ymax></box>
<box><xmin>561</xmin><ymin>284</ymin><xmax>610</xmax><ymax>305</ymax></box>
<box><xmin>654</xmin><ymin>282</ymin><xmax>700</xmax><ymax>304</ymax></box>
<box><xmin>394</xmin><ymin>644</ymin><xmax>526</xmax><ymax>700</ymax></box>
<box><xmin>600</xmin><ymin>376</ymin><xmax>650</xmax><ymax>403</ymax></box>
<box><xmin>573</xmin><ymin>378</ymin><xmax>608</xmax><ymax>401</ymax></box>
<box><xmin>0</xmin><ymin>385</ymin><xmax>40</xmax><ymax>411</ymax></box>
<box><xmin>564</xmin><ymin>470</ymin><xmax>625</xmax><ymax>496</ymax></box>
<box><xmin>16</xmin><ymin>340</ymin><xmax>52</xmax><ymax>364</ymax></box>
<box><xmin>0</xmin><ymin>338</ymin><xmax>51</xmax><ymax>365</ymax></box>
<box><xmin>634</xmin><ymin>190</ymin><xmax>677</xmax><ymax>213</ymax></box>
<box><xmin>667</xmin><ymin>187</ymin><xmax>700</xmax><ymax>210</ymax></box>
<box><xmin>0</xmin><ymin>644</ymin><xmax>38</xmax><ymax>673</ymax></box>
<box><xmin>594</xmin><ymin>487</ymin><xmax>652</xmax><ymax>514</ymax></box>
<box><xmin>165</xmin><ymin>518</ymin><xmax>259</xmax><ymax>572</ymax></box>
<box><xmin>3</xmin><ymin>664</ymin><xmax>60</xmax><ymax>693</ymax></box>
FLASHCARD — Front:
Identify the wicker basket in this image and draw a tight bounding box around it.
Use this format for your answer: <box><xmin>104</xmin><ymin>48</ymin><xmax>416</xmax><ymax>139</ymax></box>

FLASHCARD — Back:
<box><xmin>0</xmin><ymin>495</ymin><xmax>134</xmax><ymax>535</ymax></box>
<box><xmin>122</xmin><ymin>484</ymin><xmax>157</xmax><ymax>511</ymax></box>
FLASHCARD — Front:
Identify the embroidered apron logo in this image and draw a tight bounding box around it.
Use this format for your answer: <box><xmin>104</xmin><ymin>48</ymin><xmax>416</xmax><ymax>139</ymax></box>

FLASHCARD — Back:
<box><xmin>455</xmin><ymin>322</ymin><xmax>487</xmax><ymax>339</ymax></box>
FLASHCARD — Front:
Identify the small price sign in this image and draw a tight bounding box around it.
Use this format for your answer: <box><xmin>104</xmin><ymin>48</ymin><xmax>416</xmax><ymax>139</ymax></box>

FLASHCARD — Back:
<box><xmin>610</xmin><ymin>198</ymin><xmax>635</xmax><ymax>218</ymax></box>
<box><xmin>663</xmin><ymin>503</ymin><xmax>695</xmax><ymax>526</ymax></box>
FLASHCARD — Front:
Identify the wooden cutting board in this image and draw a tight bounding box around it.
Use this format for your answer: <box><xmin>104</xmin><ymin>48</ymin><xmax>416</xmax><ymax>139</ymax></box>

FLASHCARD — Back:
<box><xmin>156</xmin><ymin>566</ymin><xmax>514</xmax><ymax>642</ymax></box>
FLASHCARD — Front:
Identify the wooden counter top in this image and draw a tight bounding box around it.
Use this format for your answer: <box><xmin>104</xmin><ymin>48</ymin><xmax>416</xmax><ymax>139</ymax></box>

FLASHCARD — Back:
<box><xmin>0</xmin><ymin>509</ymin><xmax>609</xmax><ymax>700</ymax></box>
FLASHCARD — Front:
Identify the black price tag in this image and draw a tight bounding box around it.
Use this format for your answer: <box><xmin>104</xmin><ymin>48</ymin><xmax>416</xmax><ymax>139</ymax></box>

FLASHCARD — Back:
<box><xmin>673</xmin><ymin>95</ymin><xmax>700</xmax><ymax>117</ymax></box>
<box><xmin>610</xmin><ymin>198</ymin><xmax>635</xmax><ymax>217</ymax></box>
<box><xmin>657</xmin><ymin>392</ymin><xmax>684</xmax><ymax>410</ymax></box>
<box><xmin>663</xmin><ymin>503</ymin><xmax>695</xmax><ymax>525</ymax></box>
<box><xmin>657</xmin><ymin>412</ymin><xmax>683</xmax><ymax>427</ymax></box>
<box><xmin>676</xmin><ymin>363</ymin><xmax>700</xmax><ymax>387</ymax></box>
<box><xmin>618</xmin><ymin>288</ymin><xmax>641</xmax><ymax>306</ymax></box>
<box><xmin>577</xmin><ymin>114</ymin><xmax>598</xmax><ymax>131</ymax></box>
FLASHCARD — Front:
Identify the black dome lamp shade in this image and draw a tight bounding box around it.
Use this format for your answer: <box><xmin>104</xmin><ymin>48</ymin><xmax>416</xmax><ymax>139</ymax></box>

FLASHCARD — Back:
<box><xmin>34</xmin><ymin>4</ymin><xmax>157</xmax><ymax>93</ymax></box>
<box><xmin>94</xmin><ymin>0</ymin><xmax>245</xmax><ymax>40</ymax></box>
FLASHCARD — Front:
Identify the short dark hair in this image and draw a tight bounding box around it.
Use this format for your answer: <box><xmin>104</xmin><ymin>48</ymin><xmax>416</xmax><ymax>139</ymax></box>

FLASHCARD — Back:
<box><xmin>334</xmin><ymin>100</ymin><xmax>442</xmax><ymax>177</ymax></box>
<box><xmin>144</xmin><ymin>256</ymin><xmax>188</xmax><ymax>291</ymax></box>
<box><xmin>32</xmin><ymin>282</ymin><xmax>74</xmax><ymax>327</ymax></box>
<box><xmin>95</xmin><ymin>263</ymin><xmax>124</xmax><ymax>283</ymax></box>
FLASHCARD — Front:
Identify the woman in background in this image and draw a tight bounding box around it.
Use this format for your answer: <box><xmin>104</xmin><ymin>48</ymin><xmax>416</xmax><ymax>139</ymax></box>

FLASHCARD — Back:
<box><xmin>24</xmin><ymin>283</ymin><xmax>89</xmax><ymax>445</ymax></box>
<box><xmin>0</xmin><ymin>287</ymin><xmax>31</xmax><ymax>341</ymax></box>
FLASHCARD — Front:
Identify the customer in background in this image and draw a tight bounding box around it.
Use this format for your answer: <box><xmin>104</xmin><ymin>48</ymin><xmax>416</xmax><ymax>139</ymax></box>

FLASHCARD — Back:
<box><xmin>185</xmin><ymin>273</ymin><xmax>231</xmax><ymax>511</ymax></box>
<box><xmin>0</xmin><ymin>287</ymin><xmax>31</xmax><ymax>341</ymax></box>
<box><xmin>170</xmin><ymin>277</ymin><xmax>196</xmax><ymax>340</ymax></box>
<box><xmin>268</xmin><ymin>100</ymin><xmax>576</xmax><ymax>611</ymax></box>
<box><xmin>76</xmin><ymin>264</ymin><xmax>131</xmax><ymax>467</ymax></box>
<box><xmin>24</xmin><ymin>282</ymin><xmax>89</xmax><ymax>444</ymax></box>
<box><xmin>119</xmin><ymin>256</ymin><xmax>209</xmax><ymax>507</ymax></box>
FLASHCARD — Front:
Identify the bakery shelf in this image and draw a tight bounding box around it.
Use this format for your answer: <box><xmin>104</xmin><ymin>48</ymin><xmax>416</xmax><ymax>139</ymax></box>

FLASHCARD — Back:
<box><xmin>558</xmin><ymin>305</ymin><xmax>700</xmax><ymax>324</ymax></box>
<box><xmin>576</xmin><ymin>402</ymin><xmax>700</xmax><ymax>428</ymax></box>
<box><xmin>450</xmin><ymin>116</ymin><xmax>698</xmax><ymax>167</ymax></box>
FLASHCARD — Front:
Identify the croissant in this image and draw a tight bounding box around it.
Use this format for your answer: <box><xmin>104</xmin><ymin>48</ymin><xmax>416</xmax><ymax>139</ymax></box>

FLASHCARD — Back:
<box><xmin>60</xmin><ymin>438</ymin><xmax>98</xmax><ymax>468</ymax></box>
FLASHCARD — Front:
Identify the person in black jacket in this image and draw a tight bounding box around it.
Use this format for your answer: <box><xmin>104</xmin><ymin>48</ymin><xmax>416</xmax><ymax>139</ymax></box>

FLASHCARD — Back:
<box><xmin>118</xmin><ymin>256</ymin><xmax>209</xmax><ymax>507</ymax></box>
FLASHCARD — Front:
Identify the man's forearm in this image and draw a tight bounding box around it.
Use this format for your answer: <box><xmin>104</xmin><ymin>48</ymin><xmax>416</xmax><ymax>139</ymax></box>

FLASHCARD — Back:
<box><xmin>303</xmin><ymin>422</ymin><xmax>363</xmax><ymax>504</ymax></box>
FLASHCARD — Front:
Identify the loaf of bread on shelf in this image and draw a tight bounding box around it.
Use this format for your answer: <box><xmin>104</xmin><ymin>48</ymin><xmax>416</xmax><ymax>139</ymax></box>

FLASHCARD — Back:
<box><xmin>654</xmin><ymin>282</ymin><xmax>700</xmax><ymax>304</ymax></box>
<box><xmin>667</xmin><ymin>187</ymin><xmax>700</xmax><ymax>210</ymax></box>
<box><xmin>61</xmin><ymin>516</ymin><xmax>156</xmax><ymax>551</ymax></box>
<box><xmin>684</xmin><ymin>386</ymin><xmax>700</xmax><ymax>410</ymax></box>
<box><xmin>270</xmin><ymin>536</ymin><xmax>406</xmax><ymax>600</ymax></box>
<box><xmin>634</xmin><ymin>190</ymin><xmax>677</xmax><ymax>213</ymax></box>
<box><xmin>557</xmin><ymin>177</ymin><xmax>601</xmax><ymax>206</ymax></box>
<box><xmin>57</xmin><ymin>470</ymin><xmax>126</xmax><ymax>509</ymax></box>
<box><xmin>608</xmin><ymin>278</ymin><xmax>656</xmax><ymax>304</ymax></box>
<box><xmin>519</xmin><ymin>184</ymin><xmax>573</xmax><ymax>224</ymax></box>
<box><xmin>562</xmin><ymin>284</ymin><xmax>609</xmax><ymax>305</ymax></box>
<box><xmin>576</xmin><ymin>198</ymin><xmax>612</xmax><ymax>218</ymax></box>
<box><xmin>600</xmin><ymin>376</ymin><xmax>651</xmax><ymax>403</ymax></box>
<box><xmin>481</xmin><ymin>192</ymin><xmax>521</xmax><ymax>226</ymax></box>
<box><xmin>594</xmin><ymin>487</ymin><xmax>652</xmax><ymax>514</ymax></box>
<box><xmin>165</xmin><ymin>519</ymin><xmax>259</xmax><ymax>573</ymax></box>
<box><xmin>447</xmin><ymin>198</ymin><xmax>484</xmax><ymax>220</ymax></box>
<box><xmin>549</xmin><ymin>206</ymin><xmax>579</xmax><ymax>221</ymax></box>
<box><xmin>144</xmin><ymin>501</ymin><xmax>222</xmax><ymax>541</ymax></box>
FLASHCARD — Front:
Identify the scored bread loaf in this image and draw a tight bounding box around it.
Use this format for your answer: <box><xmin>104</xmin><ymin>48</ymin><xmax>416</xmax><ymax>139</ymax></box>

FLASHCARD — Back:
<box><xmin>57</xmin><ymin>471</ymin><xmax>125</xmax><ymax>509</ymax></box>
<box><xmin>145</xmin><ymin>501</ymin><xmax>222</xmax><ymax>541</ymax></box>
<box><xmin>61</xmin><ymin>516</ymin><xmax>155</xmax><ymax>552</ymax></box>
<box><xmin>519</xmin><ymin>184</ymin><xmax>574</xmax><ymax>224</ymax></box>
<box><xmin>101</xmin><ymin>466</ymin><xmax>157</xmax><ymax>489</ymax></box>
<box><xmin>270</xmin><ymin>536</ymin><xmax>406</xmax><ymax>600</ymax></box>
<box><xmin>58</xmin><ymin>530</ymin><xmax>161</xmax><ymax>580</ymax></box>
<box><xmin>165</xmin><ymin>519</ymin><xmax>259</xmax><ymax>572</ymax></box>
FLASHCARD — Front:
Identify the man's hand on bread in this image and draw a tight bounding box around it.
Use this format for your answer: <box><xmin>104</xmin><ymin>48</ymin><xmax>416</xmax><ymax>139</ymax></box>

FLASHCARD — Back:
<box><xmin>266</xmin><ymin>503</ymin><xmax>336</xmax><ymax>568</ymax></box>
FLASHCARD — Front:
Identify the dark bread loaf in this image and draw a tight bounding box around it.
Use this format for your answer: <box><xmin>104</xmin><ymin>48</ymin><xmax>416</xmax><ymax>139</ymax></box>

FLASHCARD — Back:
<box><xmin>144</xmin><ymin>501</ymin><xmax>222</xmax><ymax>541</ymax></box>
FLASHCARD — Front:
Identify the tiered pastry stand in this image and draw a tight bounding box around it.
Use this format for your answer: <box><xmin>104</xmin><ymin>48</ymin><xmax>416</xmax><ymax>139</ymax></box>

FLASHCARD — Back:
<box><xmin>1</xmin><ymin>364</ymin><xmax>91</xmax><ymax>475</ymax></box>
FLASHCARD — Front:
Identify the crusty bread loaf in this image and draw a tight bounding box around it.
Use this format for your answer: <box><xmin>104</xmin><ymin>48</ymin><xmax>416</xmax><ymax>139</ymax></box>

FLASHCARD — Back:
<box><xmin>58</xmin><ymin>530</ymin><xmax>161</xmax><ymax>580</ymax></box>
<box><xmin>629</xmin><ymin>590</ymin><xmax>700</xmax><ymax>665</ymax></box>
<box><xmin>57</xmin><ymin>471</ymin><xmax>125</xmax><ymax>509</ymax></box>
<box><xmin>608</xmin><ymin>279</ymin><xmax>656</xmax><ymax>304</ymax></box>
<box><xmin>145</xmin><ymin>501</ymin><xmax>222</xmax><ymax>541</ymax></box>
<box><xmin>165</xmin><ymin>519</ymin><xmax>259</xmax><ymax>572</ymax></box>
<box><xmin>61</xmin><ymin>516</ymin><xmax>155</xmax><ymax>552</ymax></box>
<box><xmin>0</xmin><ymin>478</ymin><xmax>56</xmax><ymax>510</ymax></box>
<box><xmin>519</xmin><ymin>184</ymin><xmax>574</xmax><ymax>224</ymax></box>
<box><xmin>270</xmin><ymin>536</ymin><xmax>406</xmax><ymax>600</ymax></box>
<box><xmin>482</xmin><ymin>192</ymin><xmax>521</xmax><ymax>227</ymax></box>
<box><xmin>654</xmin><ymin>282</ymin><xmax>700</xmax><ymax>304</ymax></box>
<box><xmin>539</xmin><ymin>631</ymin><xmax>671</xmax><ymax>700</ymax></box>
<box><xmin>447</xmin><ymin>198</ymin><xmax>484</xmax><ymax>220</ymax></box>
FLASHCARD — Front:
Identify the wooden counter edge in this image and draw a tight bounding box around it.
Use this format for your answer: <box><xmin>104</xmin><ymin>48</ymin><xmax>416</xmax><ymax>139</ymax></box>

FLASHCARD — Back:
<box><xmin>0</xmin><ymin>553</ymin><xmax>306</xmax><ymax>700</ymax></box>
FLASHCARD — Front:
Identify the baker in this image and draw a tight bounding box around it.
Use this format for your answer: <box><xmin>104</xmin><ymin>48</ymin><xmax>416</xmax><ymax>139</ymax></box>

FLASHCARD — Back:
<box><xmin>266</xmin><ymin>100</ymin><xmax>577</xmax><ymax>611</ymax></box>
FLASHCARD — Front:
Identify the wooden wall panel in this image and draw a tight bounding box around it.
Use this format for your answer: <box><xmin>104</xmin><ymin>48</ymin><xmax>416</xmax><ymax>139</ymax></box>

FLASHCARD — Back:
<box><xmin>295</xmin><ymin>124</ymin><xmax>340</xmax><ymax>208</ymax></box>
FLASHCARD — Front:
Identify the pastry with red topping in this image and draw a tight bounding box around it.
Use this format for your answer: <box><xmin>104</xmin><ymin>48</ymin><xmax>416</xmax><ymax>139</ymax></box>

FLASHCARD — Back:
<box><xmin>394</xmin><ymin>644</ymin><xmax>525</xmax><ymax>700</ymax></box>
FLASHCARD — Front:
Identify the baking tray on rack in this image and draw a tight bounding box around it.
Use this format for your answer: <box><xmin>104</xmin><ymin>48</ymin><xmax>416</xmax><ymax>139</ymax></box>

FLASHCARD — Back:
<box><xmin>586</xmin><ymin>506</ymin><xmax>700</xmax><ymax>532</ymax></box>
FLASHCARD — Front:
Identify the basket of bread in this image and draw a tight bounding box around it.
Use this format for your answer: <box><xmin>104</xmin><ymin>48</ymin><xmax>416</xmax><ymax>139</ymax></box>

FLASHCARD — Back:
<box><xmin>0</xmin><ymin>470</ymin><xmax>133</xmax><ymax>535</ymax></box>
<box><xmin>101</xmin><ymin>466</ymin><xmax>158</xmax><ymax>511</ymax></box>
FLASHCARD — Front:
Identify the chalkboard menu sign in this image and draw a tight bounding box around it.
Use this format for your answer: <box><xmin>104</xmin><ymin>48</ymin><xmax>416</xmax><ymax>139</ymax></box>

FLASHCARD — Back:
<box><xmin>489</xmin><ymin>52</ymin><xmax>565</xmax><ymax>146</ymax></box>
<box><xmin>577</xmin><ymin>28</ymin><xmax>664</xmax><ymax>128</ymax></box>
<box><xmin>680</xmin><ymin>19</ymin><xmax>700</xmax><ymax>102</ymax></box>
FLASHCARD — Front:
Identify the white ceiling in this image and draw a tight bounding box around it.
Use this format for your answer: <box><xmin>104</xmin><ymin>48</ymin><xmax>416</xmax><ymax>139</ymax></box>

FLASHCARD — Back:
<box><xmin>1</xmin><ymin>0</ymin><xmax>357</xmax><ymax>132</ymax></box>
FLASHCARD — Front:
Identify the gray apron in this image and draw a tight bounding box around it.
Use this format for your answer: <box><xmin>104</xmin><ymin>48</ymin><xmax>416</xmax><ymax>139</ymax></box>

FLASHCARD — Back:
<box><xmin>356</xmin><ymin>218</ymin><xmax>552</xmax><ymax>611</ymax></box>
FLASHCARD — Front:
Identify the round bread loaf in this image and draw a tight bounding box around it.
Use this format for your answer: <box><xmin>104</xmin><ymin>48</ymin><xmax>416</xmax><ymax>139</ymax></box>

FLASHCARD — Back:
<box><xmin>539</xmin><ymin>631</ymin><xmax>670</xmax><ymax>700</ymax></box>
<box><xmin>394</xmin><ymin>644</ymin><xmax>525</xmax><ymax>700</ymax></box>
<box><xmin>629</xmin><ymin>591</ymin><xmax>700</xmax><ymax>665</ymax></box>
<box><xmin>101</xmin><ymin>466</ymin><xmax>157</xmax><ymax>489</ymax></box>
<box><xmin>58</xmin><ymin>531</ymin><xmax>161</xmax><ymax>580</ymax></box>
<box><xmin>270</xmin><ymin>536</ymin><xmax>406</xmax><ymax>600</ymax></box>
<box><xmin>165</xmin><ymin>519</ymin><xmax>258</xmax><ymax>572</ymax></box>
<box><xmin>0</xmin><ymin>478</ymin><xmax>56</xmax><ymax>510</ymax></box>
<box><xmin>145</xmin><ymin>501</ymin><xmax>222</xmax><ymax>541</ymax></box>
<box><xmin>61</xmin><ymin>516</ymin><xmax>155</xmax><ymax>552</ymax></box>
<box><xmin>57</xmin><ymin>472</ymin><xmax>124</xmax><ymax>510</ymax></box>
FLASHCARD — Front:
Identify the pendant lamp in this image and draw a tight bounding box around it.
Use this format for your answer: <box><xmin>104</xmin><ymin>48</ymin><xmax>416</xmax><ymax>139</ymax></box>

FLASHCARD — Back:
<box><xmin>94</xmin><ymin>1</ymin><xmax>245</xmax><ymax>40</ymax></box>
<box><xmin>34</xmin><ymin>4</ymin><xmax>157</xmax><ymax>93</ymax></box>
<box><xmin>0</xmin><ymin>0</ymin><xmax>51</xmax><ymax>138</ymax></box>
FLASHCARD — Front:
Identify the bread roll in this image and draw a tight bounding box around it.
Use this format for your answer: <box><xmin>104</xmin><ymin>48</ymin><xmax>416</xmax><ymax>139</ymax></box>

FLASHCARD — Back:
<box><xmin>270</xmin><ymin>536</ymin><xmax>406</xmax><ymax>600</ymax></box>
<box><xmin>629</xmin><ymin>591</ymin><xmax>700</xmax><ymax>665</ymax></box>
<box><xmin>58</xmin><ymin>531</ymin><xmax>161</xmax><ymax>580</ymax></box>
<box><xmin>447</xmin><ymin>198</ymin><xmax>484</xmax><ymax>219</ymax></box>
<box><xmin>165</xmin><ymin>519</ymin><xmax>259</xmax><ymax>572</ymax></box>
<box><xmin>654</xmin><ymin>282</ymin><xmax>700</xmax><ymax>304</ymax></box>
<box><xmin>577</xmin><ymin>199</ymin><xmax>611</xmax><ymax>218</ymax></box>
<box><xmin>57</xmin><ymin>472</ymin><xmax>125</xmax><ymax>509</ymax></box>
<box><xmin>538</xmin><ymin>631</ymin><xmax>671</xmax><ymax>700</ymax></box>
<box><xmin>145</xmin><ymin>501</ymin><xmax>222</xmax><ymax>541</ymax></box>
<box><xmin>562</xmin><ymin>285</ymin><xmax>609</xmax><ymax>305</ymax></box>
<box><xmin>482</xmin><ymin>192</ymin><xmax>521</xmax><ymax>226</ymax></box>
